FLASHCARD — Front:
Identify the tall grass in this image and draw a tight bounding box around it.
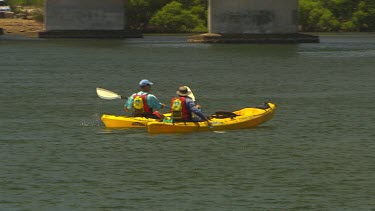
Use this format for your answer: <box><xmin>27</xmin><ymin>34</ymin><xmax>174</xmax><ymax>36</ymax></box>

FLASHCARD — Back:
<box><xmin>7</xmin><ymin>0</ymin><xmax>44</xmax><ymax>7</ymax></box>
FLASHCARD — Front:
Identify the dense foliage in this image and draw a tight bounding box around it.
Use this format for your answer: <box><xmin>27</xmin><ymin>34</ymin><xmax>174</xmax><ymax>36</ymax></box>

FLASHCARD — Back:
<box><xmin>5</xmin><ymin>0</ymin><xmax>374</xmax><ymax>32</ymax></box>
<box><xmin>126</xmin><ymin>0</ymin><xmax>207</xmax><ymax>32</ymax></box>
<box><xmin>300</xmin><ymin>0</ymin><xmax>375</xmax><ymax>31</ymax></box>
<box><xmin>148</xmin><ymin>1</ymin><xmax>206</xmax><ymax>32</ymax></box>
<box><xmin>128</xmin><ymin>0</ymin><xmax>374</xmax><ymax>32</ymax></box>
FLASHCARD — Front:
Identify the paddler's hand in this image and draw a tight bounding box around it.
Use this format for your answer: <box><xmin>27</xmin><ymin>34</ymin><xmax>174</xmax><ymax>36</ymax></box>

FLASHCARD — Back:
<box><xmin>160</xmin><ymin>103</ymin><xmax>170</xmax><ymax>109</ymax></box>
<box><xmin>207</xmin><ymin>121</ymin><xmax>213</xmax><ymax>129</ymax></box>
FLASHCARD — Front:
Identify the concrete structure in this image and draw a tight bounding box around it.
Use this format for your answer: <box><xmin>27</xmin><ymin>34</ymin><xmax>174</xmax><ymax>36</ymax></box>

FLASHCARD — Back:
<box><xmin>189</xmin><ymin>0</ymin><xmax>319</xmax><ymax>43</ymax></box>
<box><xmin>39</xmin><ymin>0</ymin><xmax>141</xmax><ymax>38</ymax></box>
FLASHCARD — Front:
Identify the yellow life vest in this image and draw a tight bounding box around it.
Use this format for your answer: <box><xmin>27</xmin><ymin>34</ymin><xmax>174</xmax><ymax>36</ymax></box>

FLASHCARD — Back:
<box><xmin>170</xmin><ymin>97</ymin><xmax>189</xmax><ymax>120</ymax></box>
<box><xmin>133</xmin><ymin>94</ymin><xmax>151</xmax><ymax>115</ymax></box>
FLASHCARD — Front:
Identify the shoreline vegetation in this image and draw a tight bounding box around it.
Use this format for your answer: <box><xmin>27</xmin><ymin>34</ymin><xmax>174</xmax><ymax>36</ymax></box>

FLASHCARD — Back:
<box><xmin>1</xmin><ymin>0</ymin><xmax>374</xmax><ymax>38</ymax></box>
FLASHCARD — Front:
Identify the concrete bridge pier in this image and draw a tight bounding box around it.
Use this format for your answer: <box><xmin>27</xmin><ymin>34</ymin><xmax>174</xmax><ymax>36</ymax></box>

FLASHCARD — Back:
<box><xmin>189</xmin><ymin>0</ymin><xmax>319</xmax><ymax>43</ymax></box>
<box><xmin>39</xmin><ymin>0</ymin><xmax>141</xmax><ymax>38</ymax></box>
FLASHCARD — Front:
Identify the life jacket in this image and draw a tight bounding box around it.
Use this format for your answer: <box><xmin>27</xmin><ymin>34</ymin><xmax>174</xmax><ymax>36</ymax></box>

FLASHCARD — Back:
<box><xmin>133</xmin><ymin>93</ymin><xmax>152</xmax><ymax>115</ymax></box>
<box><xmin>170</xmin><ymin>97</ymin><xmax>190</xmax><ymax>121</ymax></box>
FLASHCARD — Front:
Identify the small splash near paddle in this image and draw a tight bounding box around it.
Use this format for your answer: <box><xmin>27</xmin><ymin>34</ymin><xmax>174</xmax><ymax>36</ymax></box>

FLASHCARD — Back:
<box><xmin>80</xmin><ymin>113</ymin><xmax>101</xmax><ymax>127</ymax></box>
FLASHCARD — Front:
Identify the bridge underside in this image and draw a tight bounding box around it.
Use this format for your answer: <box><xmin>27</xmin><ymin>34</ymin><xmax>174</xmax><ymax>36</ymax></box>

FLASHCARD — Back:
<box><xmin>39</xmin><ymin>0</ymin><xmax>141</xmax><ymax>38</ymax></box>
<box><xmin>39</xmin><ymin>30</ymin><xmax>141</xmax><ymax>38</ymax></box>
<box><xmin>40</xmin><ymin>0</ymin><xmax>318</xmax><ymax>42</ymax></box>
<box><xmin>189</xmin><ymin>0</ymin><xmax>319</xmax><ymax>43</ymax></box>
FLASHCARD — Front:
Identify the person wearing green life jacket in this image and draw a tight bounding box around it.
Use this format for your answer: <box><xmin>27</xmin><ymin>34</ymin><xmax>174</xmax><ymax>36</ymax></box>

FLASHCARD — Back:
<box><xmin>170</xmin><ymin>86</ymin><xmax>212</xmax><ymax>127</ymax></box>
<box><xmin>124</xmin><ymin>79</ymin><xmax>166</xmax><ymax>119</ymax></box>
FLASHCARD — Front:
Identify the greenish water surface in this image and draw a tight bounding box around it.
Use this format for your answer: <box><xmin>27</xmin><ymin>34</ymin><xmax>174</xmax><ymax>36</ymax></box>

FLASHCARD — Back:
<box><xmin>0</xmin><ymin>34</ymin><xmax>374</xmax><ymax>210</ymax></box>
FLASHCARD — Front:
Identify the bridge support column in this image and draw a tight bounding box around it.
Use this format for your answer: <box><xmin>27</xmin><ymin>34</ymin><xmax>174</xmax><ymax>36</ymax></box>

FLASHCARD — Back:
<box><xmin>188</xmin><ymin>0</ymin><xmax>319</xmax><ymax>43</ymax></box>
<box><xmin>39</xmin><ymin>0</ymin><xmax>141</xmax><ymax>38</ymax></box>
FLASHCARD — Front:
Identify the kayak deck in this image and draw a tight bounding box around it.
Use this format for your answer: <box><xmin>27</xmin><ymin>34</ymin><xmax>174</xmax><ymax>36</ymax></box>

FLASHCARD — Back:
<box><xmin>147</xmin><ymin>102</ymin><xmax>276</xmax><ymax>134</ymax></box>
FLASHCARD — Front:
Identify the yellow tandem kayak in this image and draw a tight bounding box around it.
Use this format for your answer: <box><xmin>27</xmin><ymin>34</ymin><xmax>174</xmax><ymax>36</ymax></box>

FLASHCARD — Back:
<box><xmin>147</xmin><ymin>102</ymin><xmax>276</xmax><ymax>134</ymax></box>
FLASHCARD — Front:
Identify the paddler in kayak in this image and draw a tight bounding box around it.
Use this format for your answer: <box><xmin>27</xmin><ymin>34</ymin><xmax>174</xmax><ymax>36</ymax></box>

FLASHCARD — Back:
<box><xmin>124</xmin><ymin>79</ymin><xmax>167</xmax><ymax>119</ymax></box>
<box><xmin>170</xmin><ymin>86</ymin><xmax>212</xmax><ymax>127</ymax></box>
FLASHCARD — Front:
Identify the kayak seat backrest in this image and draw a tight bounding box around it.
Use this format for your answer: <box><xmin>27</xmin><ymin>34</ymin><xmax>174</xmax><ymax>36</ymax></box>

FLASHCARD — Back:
<box><xmin>171</xmin><ymin>111</ymin><xmax>182</xmax><ymax>120</ymax></box>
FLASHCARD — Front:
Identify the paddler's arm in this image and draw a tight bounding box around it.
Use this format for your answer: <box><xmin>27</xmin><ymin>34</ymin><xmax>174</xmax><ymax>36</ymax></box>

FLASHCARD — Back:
<box><xmin>124</xmin><ymin>94</ymin><xmax>135</xmax><ymax>112</ymax></box>
<box><xmin>147</xmin><ymin>94</ymin><xmax>167</xmax><ymax>110</ymax></box>
<box><xmin>187</xmin><ymin>100</ymin><xmax>212</xmax><ymax>127</ymax></box>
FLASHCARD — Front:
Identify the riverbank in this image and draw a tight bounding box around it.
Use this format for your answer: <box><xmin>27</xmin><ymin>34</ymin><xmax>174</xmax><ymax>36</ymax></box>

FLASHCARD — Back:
<box><xmin>0</xmin><ymin>18</ymin><xmax>43</xmax><ymax>37</ymax></box>
<box><xmin>1</xmin><ymin>18</ymin><xmax>374</xmax><ymax>39</ymax></box>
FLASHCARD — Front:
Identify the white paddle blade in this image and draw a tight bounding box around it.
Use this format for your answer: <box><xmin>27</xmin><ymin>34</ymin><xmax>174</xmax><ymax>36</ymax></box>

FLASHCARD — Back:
<box><xmin>186</xmin><ymin>86</ymin><xmax>196</xmax><ymax>101</ymax></box>
<box><xmin>96</xmin><ymin>87</ymin><xmax>122</xmax><ymax>100</ymax></box>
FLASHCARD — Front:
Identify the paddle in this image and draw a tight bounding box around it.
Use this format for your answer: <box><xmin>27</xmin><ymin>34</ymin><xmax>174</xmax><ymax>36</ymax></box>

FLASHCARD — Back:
<box><xmin>96</xmin><ymin>87</ymin><xmax>127</xmax><ymax>100</ymax></box>
<box><xmin>186</xmin><ymin>86</ymin><xmax>196</xmax><ymax>101</ymax></box>
<box><xmin>97</xmin><ymin>86</ymin><xmax>195</xmax><ymax>102</ymax></box>
<box><xmin>96</xmin><ymin>87</ymin><xmax>170</xmax><ymax>109</ymax></box>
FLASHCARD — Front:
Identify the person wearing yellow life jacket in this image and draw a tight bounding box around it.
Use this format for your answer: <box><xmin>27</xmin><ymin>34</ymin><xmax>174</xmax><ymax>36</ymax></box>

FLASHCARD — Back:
<box><xmin>124</xmin><ymin>79</ymin><xmax>166</xmax><ymax>118</ymax></box>
<box><xmin>170</xmin><ymin>86</ymin><xmax>212</xmax><ymax>127</ymax></box>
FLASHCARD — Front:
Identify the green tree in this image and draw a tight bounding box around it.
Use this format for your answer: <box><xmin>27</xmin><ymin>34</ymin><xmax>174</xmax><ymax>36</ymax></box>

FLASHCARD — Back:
<box><xmin>300</xmin><ymin>0</ymin><xmax>375</xmax><ymax>32</ymax></box>
<box><xmin>125</xmin><ymin>0</ymin><xmax>171</xmax><ymax>31</ymax></box>
<box><xmin>175</xmin><ymin>0</ymin><xmax>207</xmax><ymax>8</ymax></box>
<box><xmin>149</xmin><ymin>1</ymin><xmax>206</xmax><ymax>33</ymax></box>
<box><xmin>125</xmin><ymin>0</ymin><xmax>207</xmax><ymax>32</ymax></box>
<box><xmin>322</xmin><ymin>0</ymin><xmax>357</xmax><ymax>20</ymax></box>
<box><xmin>316</xmin><ymin>9</ymin><xmax>341</xmax><ymax>31</ymax></box>
<box><xmin>365</xmin><ymin>1</ymin><xmax>375</xmax><ymax>30</ymax></box>
<box><xmin>299</xmin><ymin>0</ymin><xmax>340</xmax><ymax>31</ymax></box>
<box><xmin>347</xmin><ymin>1</ymin><xmax>375</xmax><ymax>31</ymax></box>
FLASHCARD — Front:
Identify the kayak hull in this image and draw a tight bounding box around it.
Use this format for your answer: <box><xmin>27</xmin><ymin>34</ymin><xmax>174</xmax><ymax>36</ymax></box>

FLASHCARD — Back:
<box><xmin>101</xmin><ymin>114</ymin><xmax>160</xmax><ymax>128</ymax></box>
<box><xmin>147</xmin><ymin>102</ymin><xmax>276</xmax><ymax>134</ymax></box>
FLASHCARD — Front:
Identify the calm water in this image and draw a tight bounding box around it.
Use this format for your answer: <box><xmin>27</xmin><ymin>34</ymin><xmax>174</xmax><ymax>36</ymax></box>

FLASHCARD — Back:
<box><xmin>1</xmin><ymin>34</ymin><xmax>374</xmax><ymax>210</ymax></box>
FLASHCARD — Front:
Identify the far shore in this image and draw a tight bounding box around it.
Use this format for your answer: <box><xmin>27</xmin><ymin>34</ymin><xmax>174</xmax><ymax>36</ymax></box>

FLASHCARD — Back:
<box><xmin>1</xmin><ymin>18</ymin><xmax>374</xmax><ymax>39</ymax></box>
<box><xmin>0</xmin><ymin>18</ymin><xmax>43</xmax><ymax>37</ymax></box>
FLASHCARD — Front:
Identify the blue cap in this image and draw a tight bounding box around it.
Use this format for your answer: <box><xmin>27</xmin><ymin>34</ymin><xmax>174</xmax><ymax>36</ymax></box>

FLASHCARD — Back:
<box><xmin>139</xmin><ymin>79</ymin><xmax>154</xmax><ymax>87</ymax></box>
